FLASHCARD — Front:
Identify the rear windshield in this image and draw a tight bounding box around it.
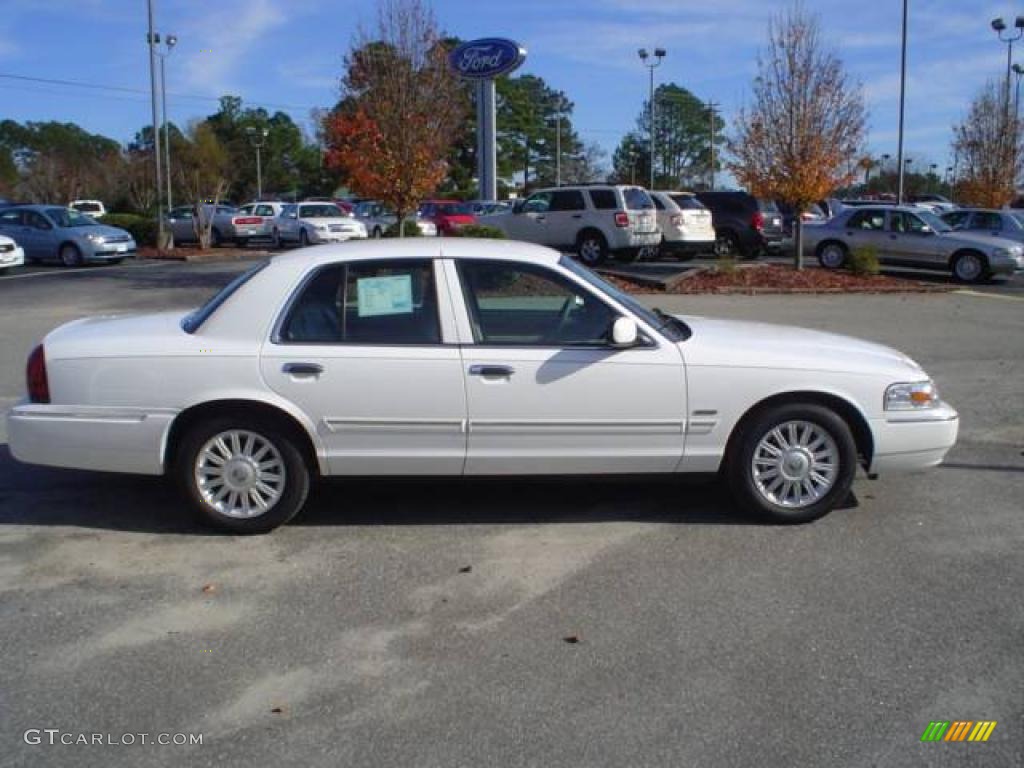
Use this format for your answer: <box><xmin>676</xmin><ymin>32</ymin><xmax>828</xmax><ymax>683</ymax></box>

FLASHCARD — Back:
<box><xmin>72</xmin><ymin>202</ymin><xmax>103</xmax><ymax>213</ymax></box>
<box><xmin>299</xmin><ymin>204</ymin><xmax>343</xmax><ymax>218</ymax></box>
<box><xmin>624</xmin><ymin>188</ymin><xmax>654</xmax><ymax>210</ymax></box>
<box><xmin>182</xmin><ymin>262</ymin><xmax>268</xmax><ymax>334</ymax></box>
<box><xmin>670</xmin><ymin>194</ymin><xmax>705</xmax><ymax>210</ymax></box>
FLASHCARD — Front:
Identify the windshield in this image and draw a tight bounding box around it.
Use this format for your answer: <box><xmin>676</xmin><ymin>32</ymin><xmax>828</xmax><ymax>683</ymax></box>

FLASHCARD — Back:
<box><xmin>916</xmin><ymin>210</ymin><xmax>952</xmax><ymax>233</ymax></box>
<box><xmin>560</xmin><ymin>256</ymin><xmax>690</xmax><ymax>342</ymax></box>
<box><xmin>45</xmin><ymin>208</ymin><xmax>95</xmax><ymax>227</ymax></box>
<box><xmin>299</xmin><ymin>204</ymin><xmax>343</xmax><ymax>218</ymax></box>
<box><xmin>181</xmin><ymin>262</ymin><xmax>268</xmax><ymax>334</ymax></box>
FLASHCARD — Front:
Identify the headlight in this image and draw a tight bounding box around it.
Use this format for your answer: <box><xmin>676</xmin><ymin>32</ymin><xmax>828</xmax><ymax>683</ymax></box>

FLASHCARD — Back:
<box><xmin>314</xmin><ymin>225</ymin><xmax>327</xmax><ymax>232</ymax></box>
<box><xmin>885</xmin><ymin>380</ymin><xmax>940</xmax><ymax>410</ymax></box>
<box><xmin>86</xmin><ymin>233</ymin><xmax>106</xmax><ymax>244</ymax></box>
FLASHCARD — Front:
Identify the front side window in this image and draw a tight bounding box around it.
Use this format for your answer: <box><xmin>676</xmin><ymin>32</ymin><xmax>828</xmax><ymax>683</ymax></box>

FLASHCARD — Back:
<box><xmin>280</xmin><ymin>260</ymin><xmax>440</xmax><ymax>345</ymax></box>
<box><xmin>28</xmin><ymin>212</ymin><xmax>54</xmax><ymax>230</ymax></box>
<box><xmin>522</xmin><ymin>192</ymin><xmax>552</xmax><ymax>213</ymax></box>
<box><xmin>44</xmin><ymin>208</ymin><xmax>91</xmax><ymax>227</ymax></box>
<box><xmin>942</xmin><ymin>211</ymin><xmax>968</xmax><ymax>229</ymax></box>
<box><xmin>458</xmin><ymin>260</ymin><xmax>615</xmax><ymax>347</ymax></box>
<box><xmin>281</xmin><ymin>204</ymin><xmax>297</xmax><ymax>218</ymax></box>
<box><xmin>298</xmin><ymin>204</ymin><xmax>342</xmax><ymax>219</ymax></box>
<box><xmin>0</xmin><ymin>210</ymin><xmax>23</xmax><ymax>226</ymax></box>
<box><xmin>972</xmin><ymin>212</ymin><xmax>1002</xmax><ymax>230</ymax></box>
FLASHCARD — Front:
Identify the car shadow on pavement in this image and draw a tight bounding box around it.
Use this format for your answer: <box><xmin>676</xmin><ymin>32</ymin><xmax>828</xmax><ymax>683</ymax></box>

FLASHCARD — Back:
<box><xmin>0</xmin><ymin>445</ymin><xmax>777</xmax><ymax>534</ymax></box>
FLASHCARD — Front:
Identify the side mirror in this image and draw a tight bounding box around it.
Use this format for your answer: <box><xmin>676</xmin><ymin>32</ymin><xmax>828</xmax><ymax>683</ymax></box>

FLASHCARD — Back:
<box><xmin>610</xmin><ymin>316</ymin><xmax>639</xmax><ymax>348</ymax></box>
<box><xmin>920</xmin><ymin>225</ymin><xmax>933</xmax><ymax>235</ymax></box>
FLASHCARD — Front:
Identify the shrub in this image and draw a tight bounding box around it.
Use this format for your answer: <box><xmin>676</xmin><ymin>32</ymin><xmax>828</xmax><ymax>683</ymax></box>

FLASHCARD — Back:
<box><xmin>848</xmin><ymin>245</ymin><xmax>880</xmax><ymax>276</ymax></box>
<box><xmin>383</xmin><ymin>219</ymin><xmax>423</xmax><ymax>238</ymax></box>
<box><xmin>449</xmin><ymin>224</ymin><xmax>506</xmax><ymax>239</ymax></box>
<box><xmin>715</xmin><ymin>256</ymin><xmax>738</xmax><ymax>276</ymax></box>
<box><xmin>98</xmin><ymin>213</ymin><xmax>157</xmax><ymax>247</ymax></box>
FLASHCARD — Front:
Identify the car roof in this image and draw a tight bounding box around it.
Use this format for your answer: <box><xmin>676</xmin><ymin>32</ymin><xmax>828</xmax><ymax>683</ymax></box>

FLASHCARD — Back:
<box><xmin>269</xmin><ymin>237</ymin><xmax>562</xmax><ymax>269</ymax></box>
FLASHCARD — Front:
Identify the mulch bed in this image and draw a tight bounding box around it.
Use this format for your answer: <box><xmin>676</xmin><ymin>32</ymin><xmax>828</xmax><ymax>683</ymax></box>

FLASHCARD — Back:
<box><xmin>139</xmin><ymin>246</ymin><xmax>271</xmax><ymax>262</ymax></box>
<box><xmin>604</xmin><ymin>264</ymin><xmax>953</xmax><ymax>295</ymax></box>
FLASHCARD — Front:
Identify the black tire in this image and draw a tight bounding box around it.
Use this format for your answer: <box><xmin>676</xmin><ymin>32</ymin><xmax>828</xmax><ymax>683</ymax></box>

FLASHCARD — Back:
<box><xmin>235</xmin><ymin>237</ymin><xmax>249</xmax><ymax>248</ymax></box>
<box><xmin>725</xmin><ymin>403</ymin><xmax>857</xmax><ymax>524</ymax></box>
<box><xmin>372</xmin><ymin>226</ymin><xmax>383</xmax><ymax>239</ymax></box>
<box><xmin>816</xmin><ymin>241</ymin><xmax>848</xmax><ymax>270</ymax></box>
<box><xmin>713</xmin><ymin>230</ymin><xmax>740</xmax><ymax>259</ymax></box>
<box><xmin>299</xmin><ymin>229</ymin><xmax>310</xmax><ymax>247</ymax></box>
<box><xmin>272</xmin><ymin>228</ymin><xmax>282</xmax><ymax>249</ymax></box>
<box><xmin>176</xmin><ymin>417</ymin><xmax>311</xmax><ymax>534</ymax></box>
<box><xmin>951</xmin><ymin>250</ymin><xmax>989</xmax><ymax>284</ymax></box>
<box><xmin>59</xmin><ymin>243</ymin><xmax>83</xmax><ymax>267</ymax></box>
<box><xmin>211</xmin><ymin>228</ymin><xmax>223</xmax><ymax>247</ymax></box>
<box><xmin>576</xmin><ymin>229</ymin><xmax>608</xmax><ymax>265</ymax></box>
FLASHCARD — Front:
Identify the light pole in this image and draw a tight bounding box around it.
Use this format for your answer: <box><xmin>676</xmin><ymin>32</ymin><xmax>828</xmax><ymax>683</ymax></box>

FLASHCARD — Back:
<box><xmin>992</xmin><ymin>17</ymin><xmax>1024</xmax><ymax>114</ymax></box>
<box><xmin>929</xmin><ymin>163</ymin><xmax>938</xmax><ymax>192</ymax></box>
<box><xmin>145</xmin><ymin>0</ymin><xmax>164</xmax><ymax>248</ymax></box>
<box><xmin>707</xmin><ymin>100</ymin><xmax>719</xmax><ymax>190</ymax></box>
<box><xmin>245</xmin><ymin>127</ymin><xmax>269</xmax><ymax>200</ymax></box>
<box><xmin>156</xmin><ymin>33</ymin><xmax>177</xmax><ymax>210</ymax></box>
<box><xmin>896</xmin><ymin>0</ymin><xmax>909</xmax><ymax>204</ymax></box>
<box><xmin>881</xmin><ymin>153</ymin><xmax>891</xmax><ymax>196</ymax></box>
<box><xmin>638</xmin><ymin>47</ymin><xmax>665</xmax><ymax>189</ymax></box>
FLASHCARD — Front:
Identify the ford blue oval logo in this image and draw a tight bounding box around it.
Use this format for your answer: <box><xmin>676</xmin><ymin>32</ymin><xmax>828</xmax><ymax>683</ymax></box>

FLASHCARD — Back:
<box><xmin>448</xmin><ymin>38</ymin><xmax>527</xmax><ymax>80</ymax></box>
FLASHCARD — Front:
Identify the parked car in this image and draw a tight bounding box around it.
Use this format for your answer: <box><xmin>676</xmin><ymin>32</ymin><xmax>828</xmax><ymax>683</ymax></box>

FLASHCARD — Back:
<box><xmin>166</xmin><ymin>204</ymin><xmax>267</xmax><ymax>247</ymax></box>
<box><xmin>909</xmin><ymin>194</ymin><xmax>957</xmax><ymax>213</ymax></box>
<box><xmin>352</xmin><ymin>201</ymin><xmax>437</xmax><ymax>237</ymax></box>
<box><xmin>69</xmin><ymin>199</ymin><xmax>107</xmax><ymax>217</ymax></box>
<box><xmin>940</xmin><ymin>208</ymin><xmax>1024</xmax><ymax>245</ymax></box>
<box><xmin>7</xmin><ymin>239</ymin><xmax>958</xmax><ymax>533</ymax></box>
<box><xmin>776</xmin><ymin>201</ymin><xmax>826</xmax><ymax>237</ymax></box>
<box><xmin>0</xmin><ymin>205</ymin><xmax>135</xmax><ymax>266</ymax></box>
<box><xmin>803</xmin><ymin>205</ymin><xmax>1024</xmax><ymax>282</ymax></box>
<box><xmin>0</xmin><ymin>232</ymin><xmax>25</xmax><ymax>271</ymax></box>
<box><xmin>695</xmin><ymin>191</ymin><xmax>784</xmax><ymax>259</ymax></box>
<box><xmin>470</xmin><ymin>200</ymin><xmax>513</xmax><ymax>216</ymax></box>
<box><xmin>418</xmin><ymin>200</ymin><xmax>477</xmax><ymax>236</ymax></box>
<box><xmin>274</xmin><ymin>202</ymin><xmax>368</xmax><ymax>247</ymax></box>
<box><xmin>487</xmin><ymin>185</ymin><xmax>660</xmax><ymax>265</ymax></box>
<box><xmin>649</xmin><ymin>190</ymin><xmax>715</xmax><ymax>259</ymax></box>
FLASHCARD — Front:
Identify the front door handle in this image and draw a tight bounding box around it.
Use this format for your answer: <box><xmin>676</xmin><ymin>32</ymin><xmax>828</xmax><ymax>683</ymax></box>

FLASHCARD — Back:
<box><xmin>572</xmin><ymin>214</ymin><xmax>582</xmax><ymax>219</ymax></box>
<box><xmin>469</xmin><ymin>364</ymin><xmax>515</xmax><ymax>378</ymax></box>
<box><xmin>282</xmin><ymin>362</ymin><xmax>324</xmax><ymax>376</ymax></box>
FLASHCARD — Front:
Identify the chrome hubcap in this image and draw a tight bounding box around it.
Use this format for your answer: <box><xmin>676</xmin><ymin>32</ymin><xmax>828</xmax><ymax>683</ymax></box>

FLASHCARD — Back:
<box><xmin>752</xmin><ymin>420</ymin><xmax>839</xmax><ymax>508</ymax></box>
<box><xmin>822</xmin><ymin>246</ymin><xmax>844</xmax><ymax>267</ymax></box>
<box><xmin>194</xmin><ymin>430</ymin><xmax>285</xmax><ymax>519</ymax></box>
<box><xmin>579</xmin><ymin>239</ymin><xmax>601</xmax><ymax>263</ymax></box>
<box><xmin>956</xmin><ymin>254</ymin><xmax>981</xmax><ymax>280</ymax></box>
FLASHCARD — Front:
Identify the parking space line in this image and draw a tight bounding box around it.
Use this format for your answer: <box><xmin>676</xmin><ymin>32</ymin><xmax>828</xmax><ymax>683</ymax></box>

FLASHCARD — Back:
<box><xmin>953</xmin><ymin>289</ymin><xmax>1024</xmax><ymax>302</ymax></box>
<box><xmin>0</xmin><ymin>261</ymin><xmax>167</xmax><ymax>282</ymax></box>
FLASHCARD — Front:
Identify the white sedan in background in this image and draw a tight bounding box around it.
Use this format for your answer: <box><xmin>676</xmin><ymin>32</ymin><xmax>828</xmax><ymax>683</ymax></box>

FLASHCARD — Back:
<box><xmin>7</xmin><ymin>239</ymin><xmax>958</xmax><ymax>533</ymax></box>
<box><xmin>273</xmin><ymin>202</ymin><xmax>368</xmax><ymax>247</ymax></box>
<box><xmin>0</xmin><ymin>233</ymin><xmax>25</xmax><ymax>271</ymax></box>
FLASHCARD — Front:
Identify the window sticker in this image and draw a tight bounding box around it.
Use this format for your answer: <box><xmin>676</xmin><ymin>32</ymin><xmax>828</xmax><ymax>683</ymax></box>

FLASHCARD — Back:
<box><xmin>356</xmin><ymin>274</ymin><xmax>413</xmax><ymax>317</ymax></box>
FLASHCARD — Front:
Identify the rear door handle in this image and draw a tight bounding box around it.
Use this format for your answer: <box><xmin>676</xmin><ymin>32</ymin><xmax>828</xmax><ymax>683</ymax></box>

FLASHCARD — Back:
<box><xmin>469</xmin><ymin>365</ymin><xmax>514</xmax><ymax>377</ymax></box>
<box><xmin>571</xmin><ymin>214</ymin><xmax>582</xmax><ymax>219</ymax></box>
<box><xmin>282</xmin><ymin>362</ymin><xmax>324</xmax><ymax>376</ymax></box>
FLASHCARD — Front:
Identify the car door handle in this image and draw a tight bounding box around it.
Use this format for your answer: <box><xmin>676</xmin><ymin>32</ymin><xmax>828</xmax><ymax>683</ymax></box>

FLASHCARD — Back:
<box><xmin>571</xmin><ymin>214</ymin><xmax>582</xmax><ymax>219</ymax></box>
<box><xmin>535</xmin><ymin>216</ymin><xmax>546</xmax><ymax>221</ymax></box>
<box><xmin>469</xmin><ymin>364</ymin><xmax>515</xmax><ymax>377</ymax></box>
<box><xmin>889</xmin><ymin>235</ymin><xmax>898</xmax><ymax>239</ymax></box>
<box><xmin>282</xmin><ymin>362</ymin><xmax>323</xmax><ymax>376</ymax></box>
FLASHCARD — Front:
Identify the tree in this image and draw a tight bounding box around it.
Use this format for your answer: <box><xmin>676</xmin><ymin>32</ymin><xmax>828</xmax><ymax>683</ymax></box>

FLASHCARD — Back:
<box><xmin>614</xmin><ymin>84</ymin><xmax>724</xmax><ymax>189</ymax></box>
<box><xmin>177</xmin><ymin>121</ymin><xmax>231</xmax><ymax>248</ymax></box>
<box><xmin>325</xmin><ymin>0</ymin><xmax>465</xmax><ymax>231</ymax></box>
<box><xmin>729</xmin><ymin>5</ymin><xmax>867</xmax><ymax>268</ymax></box>
<box><xmin>952</xmin><ymin>80</ymin><xmax>1020</xmax><ymax>207</ymax></box>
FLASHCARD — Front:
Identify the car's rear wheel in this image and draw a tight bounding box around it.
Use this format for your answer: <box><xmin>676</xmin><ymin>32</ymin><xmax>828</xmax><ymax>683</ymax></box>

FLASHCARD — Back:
<box><xmin>299</xmin><ymin>229</ymin><xmax>310</xmax><ymax>247</ymax></box>
<box><xmin>726</xmin><ymin>403</ymin><xmax>857</xmax><ymax>524</ymax></box>
<box><xmin>576</xmin><ymin>230</ymin><xmax>608</xmax><ymax>265</ymax></box>
<box><xmin>372</xmin><ymin>226</ymin><xmax>383</xmax><ymax>239</ymax></box>
<box><xmin>59</xmin><ymin>243</ymin><xmax>83</xmax><ymax>267</ymax></box>
<box><xmin>817</xmin><ymin>241</ymin><xmax>848</xmax><ymax>270</ymax></box>
<box><xmin>951</xmin><ymin>250</ymin><xmax>988</xmax><ymax>283</ymax></box>
<box><xmin>714</xmin><ymin>231</ymin><xmax>740</xmax><ymax>259</ymax></box>
<box><xmin>177</xmin><ymin>418</ymin><xmax>310</xmax><ymax>534</ymax></box>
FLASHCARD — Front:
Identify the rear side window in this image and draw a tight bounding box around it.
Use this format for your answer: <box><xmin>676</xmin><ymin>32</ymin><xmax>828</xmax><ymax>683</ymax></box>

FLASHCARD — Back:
<box><xmin>624</xmin><ymin>188</ymin><xmax>654</xmax><ymax>210</ymax></box>
<box><xmin>279</xmin><ymin>260</ymin><xmax>440</xmax><ymax>345</ymax></box>
<box><xmin>588</xmin><ymin>189</ymin><xmax>617</xmax><ymax>209</ymax></box>
<box><xmin>651</xmin><ymin>195</ymin><xmax>665</xmax><ymax>210</ymax></box>
<box><xmin>182</xmin><ymin>262</ymin><xmax>269</xmax><ymax>334</ymax></box>
<box><xmin>549</xmin><ymin>190</ymin><xmax>585</xmax><ymax>212</ymax></box>
<box><xmin>847</xmin><ymin>210</ymin><xmax>886</xmax><ymax>231</ymax></box>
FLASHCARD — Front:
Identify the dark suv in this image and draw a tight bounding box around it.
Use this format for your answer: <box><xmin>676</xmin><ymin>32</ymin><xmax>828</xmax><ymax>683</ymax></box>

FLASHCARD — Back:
<box><xmin>695</xmin><ymin>191</ymin><xmax>784</xmax><ymax>258</ymax></box>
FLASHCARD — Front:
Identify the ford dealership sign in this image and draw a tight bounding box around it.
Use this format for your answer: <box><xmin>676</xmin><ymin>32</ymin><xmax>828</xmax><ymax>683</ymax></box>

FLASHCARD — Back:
<box><xmin>448</xmin><ymin>38</ymin><xmax>527</xmax><ymax>80</ymax></box>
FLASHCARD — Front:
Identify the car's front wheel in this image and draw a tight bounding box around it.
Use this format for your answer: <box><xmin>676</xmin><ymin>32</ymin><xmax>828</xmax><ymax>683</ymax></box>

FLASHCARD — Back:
<box><xmin>59</xmin><ymin>243</ymin><xmax>83</xmax><ymax>267</ymax></box>
<box><xmin>951</xmin><ymin>250</ymin><xmax>988</xmax><ymax>284</ymax></box>
<box><xmin>576</xmin><ymin>230</ymin><xmax>608</xmax><ymax>265</ymax></box>
<box><xmin>817</xmin><ymin>241</ymin><xmax>848</xmax><ymax>270</ymax></box>
<box><xmin>177</xmin><ymin>418</ymin><xmax>310</xmax><ymax>534</ymax></box>
<box><xmin>726</xmin><ymin>403</ymin><xmax>857</xmax><ymax>524</ymax></box>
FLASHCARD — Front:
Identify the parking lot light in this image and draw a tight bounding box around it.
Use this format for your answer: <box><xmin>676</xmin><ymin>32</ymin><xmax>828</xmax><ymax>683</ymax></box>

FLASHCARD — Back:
<box><xmin>638</xmin><ymin>47</ymin><xmax>665</xmax><ymax>189</ymax></box>
<box><xmin>246</xmin><ymin>127</ymin><xmax>270</xmax><ymax>200</ymax></box>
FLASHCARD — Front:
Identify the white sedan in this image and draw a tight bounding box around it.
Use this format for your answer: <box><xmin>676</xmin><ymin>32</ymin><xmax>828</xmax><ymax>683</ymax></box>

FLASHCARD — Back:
<box><xmin>0</xmin><ymin>233</ymin><xmax>25</xmax><ymax>271</ymax></box>
<box><xmin>273</xmin><ymin>202</ymin><xmax>367</xmax><ymax>247</ymax></box>
<box><xmin>7</xmin><ymin>240</ymin><xmax>959</xmax><ymax>533</ymax></box>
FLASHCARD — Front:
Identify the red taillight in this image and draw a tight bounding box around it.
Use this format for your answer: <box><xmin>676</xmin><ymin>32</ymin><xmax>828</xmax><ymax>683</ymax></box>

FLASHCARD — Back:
<box><xmin>752</xmin><ymin>211</ymin><xmax>765</xmax><ymax>231</ymax></box>
<box><xmin>614</xmin><ymin>211</ymin><xmax>630</xmax><ymax>228</ymax></box>
<box><xmin>233</xmin><ymin>216</ymin><xmax>262</xmax><ymax>225</ymax></box>
<box><xmin>27</xmin><ymin>344</ymin><xmax>49</xmax><ymax>404</ymax></box>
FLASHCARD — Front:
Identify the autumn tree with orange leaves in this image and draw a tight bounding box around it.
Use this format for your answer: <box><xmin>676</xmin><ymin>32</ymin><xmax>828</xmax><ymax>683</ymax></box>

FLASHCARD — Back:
<box><xmin>729</xmin><ymin>5</ymin><xmax>867</xmax><ymax>269</ymax></box>
<box><xmin>952</xmin><ymin>80</ymin><xmax>1021</xmax><ymax>208</ymax></box>
<box><xmin>326</xmin><ymin>0</ymin><xmax>465</xmax><ymax>235</ymax></box>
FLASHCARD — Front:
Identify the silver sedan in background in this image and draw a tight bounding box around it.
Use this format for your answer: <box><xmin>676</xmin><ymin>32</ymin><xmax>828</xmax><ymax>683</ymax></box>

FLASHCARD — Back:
<box><xmin>803</xmin><ymin>205</ymin><xmax>1024</xmax><ymax>283</ymax></box>
<box><xmin>941</xmin><ymin>208</ymin><xmax>1024</xmax><ymax>245</ymax></box>
<box><xmin>352</xmin><ymin>201</ymin><xmax>437</xmax><ymax>238</ymax></box>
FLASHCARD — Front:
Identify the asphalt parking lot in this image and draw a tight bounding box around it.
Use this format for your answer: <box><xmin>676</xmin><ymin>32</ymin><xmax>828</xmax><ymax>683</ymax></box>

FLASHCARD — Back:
<box><xmin>1</xmin><ymin>257</ymin><xmax>1022</xmax><ymax>768</ymax></box>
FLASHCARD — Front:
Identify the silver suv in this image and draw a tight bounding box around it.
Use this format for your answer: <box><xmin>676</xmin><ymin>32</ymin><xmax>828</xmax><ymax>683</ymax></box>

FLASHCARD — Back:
<box><xmin>488</xmin><ymin>185</ymin><xmax>660</xmax><ymax>264</ymax></box>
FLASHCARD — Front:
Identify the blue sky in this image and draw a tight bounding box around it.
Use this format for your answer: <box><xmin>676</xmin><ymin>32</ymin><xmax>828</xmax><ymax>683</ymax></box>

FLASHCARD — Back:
<box><xmin>0</xmin><ymin>0</ymin><xmax>1016</xmax><ymax>175</ymax></box>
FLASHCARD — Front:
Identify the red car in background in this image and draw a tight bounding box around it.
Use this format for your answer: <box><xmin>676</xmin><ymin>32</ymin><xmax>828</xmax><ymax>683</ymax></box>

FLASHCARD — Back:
<box><xmin>418</xmin><ymin>200</ymin><xmax>476</xmax><ymax>235</ymax></box>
